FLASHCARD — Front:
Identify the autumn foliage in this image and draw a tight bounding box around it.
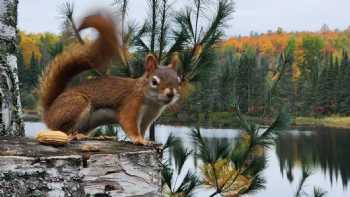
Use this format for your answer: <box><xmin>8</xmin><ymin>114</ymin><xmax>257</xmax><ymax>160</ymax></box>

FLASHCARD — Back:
<box><xmin>223</xmin><ymin>31</ymin><xmax>350</xmax><ymax>56</ymax></box>
<box><xmin>19</xmin><ymin>31</ymin><xmax>60</xmax><ymax>66</ymax></box>
<box><xmin>221</xmin><ymin>30</ymin><xmax>350</xmax><ymax>80</ymax></box>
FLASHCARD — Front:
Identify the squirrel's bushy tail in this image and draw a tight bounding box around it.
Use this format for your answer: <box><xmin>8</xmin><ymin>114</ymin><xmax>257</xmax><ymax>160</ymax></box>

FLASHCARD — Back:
<box><xmin>39</xmin><ymin>12</ymin><xmax>120</xmax><ymax>112</ymax></box>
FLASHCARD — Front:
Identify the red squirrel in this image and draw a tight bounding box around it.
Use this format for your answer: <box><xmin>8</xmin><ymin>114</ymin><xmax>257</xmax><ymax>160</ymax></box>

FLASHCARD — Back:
<box><xmin>38</xmin><ymin>12</ymin><xmax>181</xmax><ymax>145</ymax></box>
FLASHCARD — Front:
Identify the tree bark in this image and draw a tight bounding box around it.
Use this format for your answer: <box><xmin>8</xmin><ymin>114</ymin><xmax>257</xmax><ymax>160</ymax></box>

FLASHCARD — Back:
<box><xmin>0</xmin><ymin>138</ymin><xmax>162</xmax><ymax>196</ymax></box>
<box><xmin>0</xmin><ymin>0</ymin><xmax>24</xmax><ymax>136</ymax></box>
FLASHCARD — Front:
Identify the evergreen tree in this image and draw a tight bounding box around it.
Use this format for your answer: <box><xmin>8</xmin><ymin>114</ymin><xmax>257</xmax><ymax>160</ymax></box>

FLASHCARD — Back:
<box><xmin>315</xmin><ymin>53</ymin><xmax>339</xmax><ymax>115</ymax></box>
<box><xmin>217</xmin><ymin>47</ymin><xmax>238</xmax><ymax>111</ymax></box>
<box><xmin>28</xmin><ymin>51</ymin><xmax>39</xmax><ymax>88</ymax></box>
<box><xmin>236</xmin><ymin>47</ymin><xmax>256</xmax><ymax>113</ymax></box>
<box><xmin>236</xmin><ymin>51</ymin><xmax>249</xmax><ymax>113</ymax></box>
<box><xmin>337</xmin><ymin>51</ymin><xmax>348</xmax><ymax>111</ymax></box>
<box><xmin>276</xmin><ymin>39</ymin><xmax>296</xmax><ymax>114</ymax></box>
<box><xmin>316</xmin><ymin>64</ymin><xmax>329</xmax><ymax>115</ymax></box>
<box><xmin>339</xmin><ymin>51</ymin><xmax>350</xmax><ymax>114</ymax></box>
<box><xmin>250</xmin><ymin>55</ymin><xmax>267</xmax><ymax>114</ymax></box>
<box><xmin>300</xmin><ymin>35</ymin><xmax>324</xmax><ymax>115</ymax></box>
<box><xmin>328</xmin><ymin>55</ymin><xmax>339</xmax><ymax>113</ymax></box>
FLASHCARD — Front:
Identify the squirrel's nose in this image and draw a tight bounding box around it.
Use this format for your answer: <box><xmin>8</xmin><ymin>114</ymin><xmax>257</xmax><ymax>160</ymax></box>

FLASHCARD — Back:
<box><xmin>166</xmin><ymin>92</ymin><xmax>174</xmax><ymax>99</ymax></box>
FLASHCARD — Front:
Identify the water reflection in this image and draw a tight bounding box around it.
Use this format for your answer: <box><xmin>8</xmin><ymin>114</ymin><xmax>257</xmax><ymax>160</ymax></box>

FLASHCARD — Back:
<box><xmin>276</xmin><ymin>127</ymin><xmax>350</xmax><ymax>188</ymax></box>
<box><xmin>24</xmin><ymin>123</ymin><xmax>350</xmax><ymax>196</ymax></box>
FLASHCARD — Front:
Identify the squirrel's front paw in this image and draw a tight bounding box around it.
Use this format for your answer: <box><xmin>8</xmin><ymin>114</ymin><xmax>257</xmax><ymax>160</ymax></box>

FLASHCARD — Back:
<box><xmin>131</xmin><ymin>137</ymin><xmax>154</xmax><ymax>146</ymax></box>
<box><xmin>68</xmin><ymin>132</ymin><xmax>88</xmax><ymax>141</ymax></box>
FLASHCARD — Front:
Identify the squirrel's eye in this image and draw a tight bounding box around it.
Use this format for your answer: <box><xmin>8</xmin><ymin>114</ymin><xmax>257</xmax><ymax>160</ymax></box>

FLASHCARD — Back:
<box><xmin>152</xmin><ymin>79</ymin><xmax>158</xmax><ymax>86</ymax></box>
<box><xmin>151</xmin><ymin>76</ymin><xmax>160</xmax><ymax>87</ymax></box>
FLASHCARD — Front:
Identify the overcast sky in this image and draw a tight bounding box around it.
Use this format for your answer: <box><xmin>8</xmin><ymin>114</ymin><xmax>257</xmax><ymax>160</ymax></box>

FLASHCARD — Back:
<box><xmin>18</xmin><ymin>0</ymin><xmax>350</xmax><ymax>37</ymax></box>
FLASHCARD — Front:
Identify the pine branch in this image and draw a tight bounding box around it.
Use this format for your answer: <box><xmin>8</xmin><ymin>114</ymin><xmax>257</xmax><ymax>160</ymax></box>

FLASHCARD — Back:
<box><xmin>177</xmin><ymin>171</ymin><xmax>201</xmax><ymax>195</ymax></box>
<box><xmin>200</xmin><ymin>0</ymin><xmax>234</xmax><ymax>45</ymax></box>
<box><xmin>295</xmin><ymin>167</ymin><xmax>313</xmax><ymax>197</ymax></box>
<box><xmin>167</xmin><ymin>28</ymin><xmax>191</xmax><ymax>58</ymax></box>
<box><xmin>233</xmin><ymin>102</ymin><xmax>255</xmax><ymax>133</ymax></box>
<box><xmin>313</xmin><ymin>187</ymin><xmax>327</xmax><ymax>197</ymax></box>
<box><xmin>163</xmin><ymin>133</ymin><xmax>181</xmax><ymax>150</ymax></box>
<box><xmin>162</xmin><ymin>134</ymin><xmax>200</xmax><ymax>195</ymax></box>
<box><xmin>244</xmin><ymin>173</ymin><xmax>266</xmax><ymax>194</ymax></box>
<box><xmin>161</xmin><ymin>164</ymin><xmax>174</xmax><ymax>189</ymax></box>
<box><xmin>133</xmin><ymin>22</ymin><xmax>151</xmax><ymax>52</ymax></box>
<box><xmin>59</xmin><ymin>2</ymin><xmax>84</xmax><ymax>44</ymax></box>
<box><xmin>191</xmin><ymin>128</ymin><xmax>212</xmax><ymax>163</ymax></box>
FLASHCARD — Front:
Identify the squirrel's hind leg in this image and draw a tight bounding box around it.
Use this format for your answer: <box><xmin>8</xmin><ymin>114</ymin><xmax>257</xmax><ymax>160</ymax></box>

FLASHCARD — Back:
<box><xmin>45</xmin><ymin>93</ymin><xmax>92</xmax><ymax>134</ymax></box>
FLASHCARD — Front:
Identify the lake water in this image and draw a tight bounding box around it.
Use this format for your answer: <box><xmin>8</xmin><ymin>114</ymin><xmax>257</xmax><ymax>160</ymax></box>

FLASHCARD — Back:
<box><xmin>25</xmin><ymin>122</ymin><xmax>350</xmax><ymax>197</ymax></box>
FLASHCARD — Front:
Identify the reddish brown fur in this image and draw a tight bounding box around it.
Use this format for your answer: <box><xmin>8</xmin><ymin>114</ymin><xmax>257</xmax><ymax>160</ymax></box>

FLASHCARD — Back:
<box><xmin>44</xmin><ymin>75</ymin><xmax>148</xmax><ymax>144</ymax></box>
<box><xmin>38</xmin><ymin>12</ymin><xmax>180</xmax><ymax>145</ymax></box>
<box><xmin>39</xmin><ymin>13</ymin><xmax>120</xmax><ymax>111</ymax></box>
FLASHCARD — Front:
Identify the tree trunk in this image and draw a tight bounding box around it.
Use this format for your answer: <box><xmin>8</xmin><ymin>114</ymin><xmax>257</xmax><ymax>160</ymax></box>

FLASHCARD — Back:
<box><xmin>0</xmin><ymin>0</ymin><xmax>24</xmax><ymax>136</ymax></box>
<box><xmin>0</xmin><ymin>138</ymin><xmax>162</xmax><ymax>196</ymax></box>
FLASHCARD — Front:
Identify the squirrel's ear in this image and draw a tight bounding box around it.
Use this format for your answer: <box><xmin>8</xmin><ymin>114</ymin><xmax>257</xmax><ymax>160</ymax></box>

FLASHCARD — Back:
<box><xmin>168</xmin><ymin>54</ymin><xmax>178</xmax><ymax>70</ymax></box>
<box><xmin>145</xmin><ymin>54</ymin><xmax>158</xmax><ymax>74</ymax></box>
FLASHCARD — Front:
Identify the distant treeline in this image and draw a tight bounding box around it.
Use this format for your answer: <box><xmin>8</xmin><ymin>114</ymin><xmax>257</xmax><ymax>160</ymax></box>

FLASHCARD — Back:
<box><xmin>18</xmin><ymin>28</ymin><xmax>350</xmax><ymax>118</ymax></box>
<box><xmin>180</xmin><ymin>29</ymin><xmax>350</xmax><ymax>118</ymax></box>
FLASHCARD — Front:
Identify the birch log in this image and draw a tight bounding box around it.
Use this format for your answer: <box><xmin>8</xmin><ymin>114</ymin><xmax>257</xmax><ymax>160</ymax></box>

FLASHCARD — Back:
<box><xmin>0</xmin><ymin>138</ymin><xmax>162</xmax><ymax>196</ymax></box>
<box><xmin>0</xmin><ymin>0</ymin><xmax>24</xmax><ymax>136</ymax></box>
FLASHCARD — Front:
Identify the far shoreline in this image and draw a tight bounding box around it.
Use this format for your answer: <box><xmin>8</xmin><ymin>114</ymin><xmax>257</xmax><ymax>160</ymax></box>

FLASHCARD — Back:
<box><xmin>294</xmin><ymin>117</ymin><xmax>350</xmax><ymax>130</ymax></box>
<box><xmin>22</xmin><ymin>112</ymin><xmax>350</xmax><ymax>130</ymax></box>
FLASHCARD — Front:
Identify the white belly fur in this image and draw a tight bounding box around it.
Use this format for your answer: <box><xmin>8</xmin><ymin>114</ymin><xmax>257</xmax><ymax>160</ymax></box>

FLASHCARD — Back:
<box><xmin>137</xmin><ymin>104</ymin><xmax>167</xmax><ymax>136</ymax></box>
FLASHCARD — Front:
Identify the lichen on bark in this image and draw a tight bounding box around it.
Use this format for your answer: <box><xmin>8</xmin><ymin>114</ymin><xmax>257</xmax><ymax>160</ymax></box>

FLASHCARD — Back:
<box><xmin>0</xmin><ymin>138</ymin><xmax>162</xmax><ymax>196</ymax></box>
<box><xmin>0</xmin><ymin>0</ymin><xmax>24</xmax><ymax>136</ymax></box>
